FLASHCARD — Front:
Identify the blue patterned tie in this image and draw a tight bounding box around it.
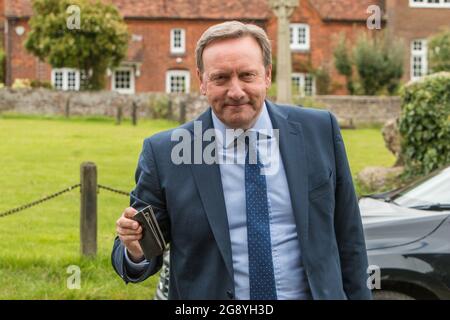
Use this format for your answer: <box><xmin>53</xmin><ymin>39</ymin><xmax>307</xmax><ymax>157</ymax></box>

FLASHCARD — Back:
<box><xmin>245</xmin><ymin>132</ymin><xmax>277</xmax><ymax>300</ymax></box>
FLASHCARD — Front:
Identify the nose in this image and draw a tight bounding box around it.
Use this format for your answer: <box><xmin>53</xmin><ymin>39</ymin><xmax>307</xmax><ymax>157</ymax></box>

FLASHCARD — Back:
<box><xmin>227</xmin><ymin>77</ymin><xmax>245</xmax><ymax>101</ymax></box>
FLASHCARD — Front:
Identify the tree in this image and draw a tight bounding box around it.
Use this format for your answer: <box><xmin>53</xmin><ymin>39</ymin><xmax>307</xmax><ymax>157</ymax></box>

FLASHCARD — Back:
<box><xmin>0</xmin><ymin>48</ymin><xmax>5</xmax><ymax>84</ymax></box>
<box><xmin>25</xmin><ymin>0</ymin><xmax>129</xmax><ymax>90</ymax></box>
<box><xmin>353</xmin><ymin>33</ymin><xmax>404</xmax><ymax>95</ymax></box>
<box><xmin>333</xmin><ymin>34</ymin><xmax>354</xmax><ymax>94</ymax></box>
<box><xmin>333</xmin><ymin>32</ymin><xmax>404</xmax><ymax>95</ymax></box>
<box><xmin>428</xmin><ymin>29</ymin><xmax>450</xmax><ymax>73</ymax></box>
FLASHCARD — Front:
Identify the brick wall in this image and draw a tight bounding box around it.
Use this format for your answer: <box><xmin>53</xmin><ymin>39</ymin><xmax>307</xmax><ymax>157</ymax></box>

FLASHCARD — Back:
<box><xmin>386</xmin><ymin>0</ymin><xmax>450</xmax><ymax>82</ymax></box>
<box><xmin>266</xmin><ymin>0</ymin><xmax>382</xmax><ymax>95</ymax></box>
<box><xmin>5</xmin><ymin>18</ymin><xmax>50</xmax><ymax>86</ymax></box>
<box><xmin>6</xmin><ymin>18</ymin><xmax>265</xmax><ymax>93</ymax></box>
<box><xmin>0</xmin><ymin>0</ymin><xmax>5</xmax><ymax>45</ymax></box>
<box><xmin>4</xmin><ymin>1</ymin><xmax>391</xmax><ymax>96</ymax></box>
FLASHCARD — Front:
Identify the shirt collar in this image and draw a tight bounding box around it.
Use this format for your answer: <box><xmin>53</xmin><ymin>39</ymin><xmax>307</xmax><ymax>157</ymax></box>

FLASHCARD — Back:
<box><xmin>211</xmin><ymin>102</ymin><xmax>273</xmax><ymax>149</ymax></box>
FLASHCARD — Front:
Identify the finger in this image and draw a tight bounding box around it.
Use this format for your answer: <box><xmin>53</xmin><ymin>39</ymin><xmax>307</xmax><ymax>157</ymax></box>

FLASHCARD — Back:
<box><xmin>117</xmin><ymin>226</ymin><xmax>142</xmax><ymax>236</ymax></box>
<box><xmin>120</xmin><ymin>234</ymin><xmax>142</xmax><ymax>242</ymax></box>
<box><xmin>118</xmin><ymin>217</ymin><xmax>140</xmax><ymax>230</ymax></box>
<box><xmin>123</xmin><ymin>207</ymin><xmax>137</xmax><ymax>218</ymax></box>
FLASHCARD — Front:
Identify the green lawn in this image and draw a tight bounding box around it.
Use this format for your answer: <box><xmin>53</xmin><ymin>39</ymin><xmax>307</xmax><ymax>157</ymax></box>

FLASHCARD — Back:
<box><xmin>0</xmin><ymin>114</ymin><xmax>395</xmax><ymax>299</ymax></box>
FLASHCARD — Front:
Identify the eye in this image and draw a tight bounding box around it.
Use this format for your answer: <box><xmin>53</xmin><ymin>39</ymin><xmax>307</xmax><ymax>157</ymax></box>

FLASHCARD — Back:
<box><xmin>241</xmin><ymin>73</ymin><xmax>256</xmax><ymax>81</ymax></box>
<box><xmin>211</xmin><ymin>74</ymin><xmax>228</xmax><ymax>84</ymax></box>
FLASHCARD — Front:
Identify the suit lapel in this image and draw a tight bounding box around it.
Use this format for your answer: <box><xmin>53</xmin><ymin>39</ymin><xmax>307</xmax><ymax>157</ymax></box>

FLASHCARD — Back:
<box><xmin>188</xmin><ymin>109</ymin><xmax>234</xmax><ymax>280</ymax></box>
<box><xmin>266</xmin><ymin>100</ymin><xmax>309</xmax><ymax>244</ymax></box>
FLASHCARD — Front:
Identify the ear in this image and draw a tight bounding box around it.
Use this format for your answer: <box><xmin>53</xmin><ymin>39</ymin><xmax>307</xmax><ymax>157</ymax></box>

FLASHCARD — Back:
<box><xmin>197</xmin><ymin>68</ymin><xmax>206</xmax><ymax>95</ymax></box>
<box><xmin>265</xmin><ymin>64</ymin><xmax>272</xmax><ymax>89</ymax></box>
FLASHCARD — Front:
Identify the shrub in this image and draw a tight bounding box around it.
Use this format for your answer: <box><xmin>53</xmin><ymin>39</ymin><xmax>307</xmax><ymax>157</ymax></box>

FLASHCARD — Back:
<box><xmin>313</xmin><ymin>65</ymin><xmax>331</xmax><ymax>95</ymax></box>
<box><xmin>149</xmin><ymin>95</ymin><xmax>172</xmax><ymax>119</ymax></box>
<box><xmin>333</xmin><ymin>34</ymin><xmax>354</xmax><ymax>94</ymax></box>
<box><xmin>353</xmin><ymin>33</ymin><xmax>404</xmax><ymax>95</ymax></box>
<box><xmin>12</xmin><ymin>79</ymin><xmax>32</xmax><ymax>89</ymax></box>
<box><xmin>30</xmin><ymin>80</ymin><xmax>53</xmax><ymax>89</ymax></box>
<box><xmin>334</xmin><ymin>32</ymin><xmax>404</xmax><ymax>95</ymax></box>
<box><xmin>428</xmin><ymin>29</ymin><xmax>450</xmax><ymax>73</ymax></box>
<box><xmin>399</xmin><ymin>72</ymin><xmax>450</xmax><ymax>177</ymax></box>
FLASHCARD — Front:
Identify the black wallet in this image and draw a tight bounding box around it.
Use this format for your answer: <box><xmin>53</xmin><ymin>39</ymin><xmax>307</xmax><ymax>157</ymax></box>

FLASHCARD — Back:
<box><xmin>131</xmin><ymin>205</ymin><xmax>166</xmax><ymax>260</ymax></box>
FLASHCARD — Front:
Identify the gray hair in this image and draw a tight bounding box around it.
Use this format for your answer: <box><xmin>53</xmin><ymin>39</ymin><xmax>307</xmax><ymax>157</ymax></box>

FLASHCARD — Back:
<box><xmin>195</xmin><ymin>21</ymin><xmax>272</xmax><ymax>73</ymax></box>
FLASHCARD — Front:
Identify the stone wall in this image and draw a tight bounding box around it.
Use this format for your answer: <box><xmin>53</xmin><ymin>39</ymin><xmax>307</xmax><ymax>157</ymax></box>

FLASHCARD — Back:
<box><xmin>0</xmin><ymin>88</ymin><xmax>401</xmax><ymax>125</ymax></box>
<box><xmin>296</xmin><ymin>95</ymin><xmax>402</xmax><ymax>125</ymax></box>
<box><xmin>0</xmin><ymin>88</ymin><xmax>210</xmax><ymax>123</ymax></box>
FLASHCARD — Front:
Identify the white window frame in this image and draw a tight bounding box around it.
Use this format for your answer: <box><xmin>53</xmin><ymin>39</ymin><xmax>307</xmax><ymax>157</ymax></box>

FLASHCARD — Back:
<box><xmin>166</xmin><ymin>70</ymin><xmax>190</xmax><ymax>94</ymax></box>
<box><xmin>409</xmin><ymin>0</ymin><xmax>450</xmax><ymax>8</ymax></box>
<box><xmin>410</xmin><ymin>39</ymin><xmax>428</xmax><ymax>80</ymax></box>
<box><xmin>170</xmin><ymin>28</ymin><xmax>186</xmax><ymax>54</ymax></box>
<box><xmin>51</xmin><ymin>68</ymin><xmax>80</xmax><ymax>91</ymax></box>
<box><xmin>292</xmin><ymin>73</ymin><xmax>316</xmax><ymax>97</ymax></box>
<box><xmin>112</xmin><ymin>67</ymin><xmax>135</xmax><ymax>94</ymax></box>
<box><xmin>290</xmin><ymin>23</ymin><xmax>310</xmax><ymax>51</ymax></box>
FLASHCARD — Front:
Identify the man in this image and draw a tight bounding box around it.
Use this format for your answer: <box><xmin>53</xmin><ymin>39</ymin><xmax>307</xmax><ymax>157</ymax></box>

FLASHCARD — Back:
<box><xmin>112</xmin><ymin>21</ymin><xmax>372</xmax><ymax>300</ymax></box>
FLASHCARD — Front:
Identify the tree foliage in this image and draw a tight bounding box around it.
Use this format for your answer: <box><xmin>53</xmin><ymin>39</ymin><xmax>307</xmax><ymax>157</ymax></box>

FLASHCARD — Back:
<box><xmin>25</xmin><ymin>0</ymin><xmax>129</xmax><ymax>90</ymax></box>
<box><xmin>334</xmin><ymin>32</ymin><xmax>404</xmax><ymax>95</ymax></box>
<box><xmin>333</xmin><ymin>34</ymin><xmax>354</xmax><ymax>94</ymax></box>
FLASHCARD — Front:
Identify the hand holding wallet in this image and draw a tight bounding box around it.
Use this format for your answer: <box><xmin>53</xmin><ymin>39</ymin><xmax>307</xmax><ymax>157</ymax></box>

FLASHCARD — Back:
<box><xmin>131</xmin><ymin>205</ymin><xmax>167</xmax><ymax>260</ymax></box>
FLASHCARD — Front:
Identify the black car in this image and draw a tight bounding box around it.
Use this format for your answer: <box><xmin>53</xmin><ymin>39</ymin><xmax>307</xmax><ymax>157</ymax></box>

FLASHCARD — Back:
<box><xmin>154</xmin><ymin>166</ymin><xmax>450</xmax><ymax>300</ymax></box>
<box><xmin>362</xmin><ymin>165</ymin><xmax>450</xmax><ymax>299</ymax></box>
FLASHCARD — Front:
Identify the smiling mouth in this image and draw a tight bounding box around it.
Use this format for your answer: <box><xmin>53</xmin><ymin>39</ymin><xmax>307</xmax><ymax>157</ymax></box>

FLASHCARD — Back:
<box><xmin>224</xmin><ymin>103</ymin><xmax>250</xmax><ymax>108</ymax></box>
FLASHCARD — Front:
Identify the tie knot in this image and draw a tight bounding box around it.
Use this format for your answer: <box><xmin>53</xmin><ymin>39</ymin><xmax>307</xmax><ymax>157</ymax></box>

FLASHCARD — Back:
<box><xmin>244</xmin><ymin>131</ymin><xmax>260</xmax><ymax>166</ymax></box>
<box><xmin>243</xmin><ymin>130</ymin><xmax>259</xmax><ymax>147</ymax></box>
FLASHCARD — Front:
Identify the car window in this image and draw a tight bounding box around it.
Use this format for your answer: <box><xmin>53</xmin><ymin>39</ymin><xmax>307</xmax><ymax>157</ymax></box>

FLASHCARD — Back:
<box><xmin>394</xmin><ymin>167</ymin><xmax>450</xmax><ymax>208</ymax></box>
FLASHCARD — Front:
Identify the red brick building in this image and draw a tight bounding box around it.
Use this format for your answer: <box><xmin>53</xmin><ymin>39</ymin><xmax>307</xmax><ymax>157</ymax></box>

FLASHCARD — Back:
<box><xmin>386</xmin><ymin>0</ymin><xmax>450</xmax><ymax>82</ymax></box>
<box><xmin>2</xmin><ymin>0</ymin><xmax>449</xmax><ymax>95</ymax></box>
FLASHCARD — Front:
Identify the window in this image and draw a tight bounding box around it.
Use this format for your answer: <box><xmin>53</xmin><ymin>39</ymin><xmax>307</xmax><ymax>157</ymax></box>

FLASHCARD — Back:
<box><xmin>80</xmin><ymin>70</ymin><xmax>89</xmax><ymax>90</ymax></box>
<box><xmin>112</xmin><ymin>67</ymin><xmax>135</xmax><ymax>94</ymax></box>
<box><xmin>292</xmin><ymin>73</ymin><xmax>315</xmax><ymax>96</ymax></box>
<box><xmin>51</xmin><ymin>68</ymin><xmax>80</xmax><ymax>91</ymax></box>
<box><xmin>67</xmin><ymin>70</ymin><xmax>77</xmax><ymax>91</ymax></box>
<box><xmin>290</xmin><ymin>24</ymin><xmax>310</xmax><ymax>51</ymax></box>
<box><xmin>170</xmin><ymin>28</ymin><xmax>186</xmax><ymax>54</ymax></box>
<box><xmin>411</xmin><ymin>39</ymin><xmax>428</xmax><ymax>80</ymax></box>
<box><xmin>409</xmin><ymin>0</ymin><xmax>450</xmax><ymax>8</ymax></box>
<box><xmin>166</xmin><ymin>70</ymin><xmax>190</xmax><ymax>93</ymax></box>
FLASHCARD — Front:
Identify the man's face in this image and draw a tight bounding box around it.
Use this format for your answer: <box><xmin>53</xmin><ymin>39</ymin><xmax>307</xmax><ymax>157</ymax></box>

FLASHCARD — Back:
<box><xmin>198</xmin><ymin>36</ymin><xmax>272</xmax><ymax>129</ymax></box>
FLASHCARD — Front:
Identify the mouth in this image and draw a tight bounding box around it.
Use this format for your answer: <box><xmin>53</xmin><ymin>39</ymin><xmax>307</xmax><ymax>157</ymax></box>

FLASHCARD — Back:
<box><xmin>224</xmin><ymin>103</ymin><xmax>251</xmax><ymax>109</ymax></box>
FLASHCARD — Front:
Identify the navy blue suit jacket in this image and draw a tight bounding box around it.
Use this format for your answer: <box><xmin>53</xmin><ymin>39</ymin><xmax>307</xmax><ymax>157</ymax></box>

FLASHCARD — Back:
<box><xmin>111</xmin><ymin>100</ymin><xmax>372</xmax><ymax>300</ymax></box>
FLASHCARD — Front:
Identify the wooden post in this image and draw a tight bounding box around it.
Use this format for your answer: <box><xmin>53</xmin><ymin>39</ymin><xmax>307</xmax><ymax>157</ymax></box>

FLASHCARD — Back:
<box><xmin>116</xmin><ymin>106</ymin><xmax>122</xmax><ymax>125</ymax></box>
<box><xmin>132</xmin><ymin>101</ymin><xmax>138</xmax><ymax>126</ymax></box>
<box><xmin>65</xmin><ymin>97</ymin><xmax>71</xmax><ymax>118</ymax></box>
<box><xmin>80</xmin><ymin>162</ymin><xmax>97</xmax><ymax>257</ymax></box>
<box><xmin>167</xmin><ymin>99</ymin><xmax>173</xmax><ymax>120</ymax></box>
<box><xmin>179</xmin><ymin>101</ymin><xmax>186</xmax><ymax>124</ymax></box>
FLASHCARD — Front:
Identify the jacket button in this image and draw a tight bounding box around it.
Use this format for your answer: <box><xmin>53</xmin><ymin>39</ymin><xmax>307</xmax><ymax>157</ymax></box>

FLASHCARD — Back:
<box><xmin>226</xmin><ymin>290</ymin><xmax>234</xmax><ymax>299</ymax></box>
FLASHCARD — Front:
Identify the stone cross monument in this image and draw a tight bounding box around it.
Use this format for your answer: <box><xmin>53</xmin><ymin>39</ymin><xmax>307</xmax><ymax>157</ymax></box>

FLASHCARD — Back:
<box><xmin>269</xmin><ymin>0</ymin><xmax>299</xmax><ymax>104</ymax></box>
